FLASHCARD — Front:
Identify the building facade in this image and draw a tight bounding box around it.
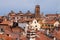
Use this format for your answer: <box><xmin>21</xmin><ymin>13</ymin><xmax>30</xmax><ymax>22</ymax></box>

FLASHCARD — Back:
<box><xmin>0</xmin><ymin>5</ymin><xmax>60</xmax><ymax>40</ymax></box>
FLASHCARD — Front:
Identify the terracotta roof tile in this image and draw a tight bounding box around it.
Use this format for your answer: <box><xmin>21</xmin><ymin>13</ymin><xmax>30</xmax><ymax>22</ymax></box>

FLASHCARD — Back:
<box><xmin>0</xmin><ymin>20</ymin><xmax>11</xmax><ymax>26</ymax></box>
<box><xmin>46</xmin><ymin>14</ymin><xmax>59</xmax><ymax>16</ymax></box>
<box><xmin>36</xmin><ymin>31</ymin><xmax>52</xmax><ymax>40</ymax></box>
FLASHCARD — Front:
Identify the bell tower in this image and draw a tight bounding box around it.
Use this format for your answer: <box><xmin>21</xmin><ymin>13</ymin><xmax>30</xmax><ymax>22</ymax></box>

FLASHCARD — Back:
<box><xmin>35</xmin><ymin>5</ymin><xmax>40</xmax><ymax>18</ymax></box>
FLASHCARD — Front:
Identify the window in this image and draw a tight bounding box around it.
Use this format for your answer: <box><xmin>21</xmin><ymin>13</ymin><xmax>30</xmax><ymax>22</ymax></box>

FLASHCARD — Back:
<box><xmin>48</xmin><ymin>24</ymin><xmax>50</xmax><ymax>27</ymax></box>
<box><xmin>27</xmin><ymin>16</ymin><xmax>28</xmax><ymax>19</ymax></box>
<box><xmin>31</xmin><ymin>33</ymin><xmax>35</xmax><ymax>35</ymax></box>
<box><xmin>35</xmin><ymin>25</ymin><xmax>37</xmax><ymax>27</ymax></box>
<box><xmin>42</xmin><ymin>24</ymin><xmax>44</xmax><ymax>26</ymax></box>
<box><xmin>0</xmin><ymin>28</ymin><xmax>4</xmax><ymax>32</ymax></box>
<box><xmin>37</xmin><ymin>20</ymin><xmax>39</xmax><ymax>22</ymax></box>
<box><xmin>51</xmin><ymin>25</ymin><xmax>53</xmax><ymax>27</ymax></box>
<box><xmin>24</xmin><ymin>27</ymin><xmax>25</xmax><ymax>29</ymax></box>
<box><xmin>35</xmin><ymin>22</ymin><xmax>36</xmax><ymax>23</ymax></box>
<box><xmin>1</xmin><ymin>29</ymin><xmax>4</xmax><ymax>32</ymax></box>
<box><xmin>45</xmin><ymin>24</ymin><xmax>47</xmax><ymax>26</ymax></box>
<box><xmin>27</xmin><ymin>21</ymin><xmax>29</xmax><ymax>23</ymax></box>
<box><xmin>13</xmin><ymin>22</ymin><xmax>18</xmax><ymax>27</ymax></box>
<box><xmin>36</xmin><ymin>28</ymin><xmax>37</xmax><ymax>31</ymax></box>
<box><xmin>30</xmin><ymin>17</ymin><xmax>33</xmax><ymax>19</ymax></box>
<box><xmin>21</xmin><ymin>17</ymin><xmax>23</xmax><ymax>18</ymax></box>
<box><xmin>7</xmin><ymin>34</ymin><xmax>9</xmax><ymax>36</ymax></box>
<box><xmin>16</xmin><ymin>38</ymin><xmax>19</xmax><ymax>40</ymax></box>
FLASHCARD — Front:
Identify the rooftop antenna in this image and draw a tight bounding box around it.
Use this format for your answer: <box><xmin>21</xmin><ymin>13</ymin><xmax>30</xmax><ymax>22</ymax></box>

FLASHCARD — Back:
<box><xmin>56</xmin><ymin>11</ymin><xmax>57</xmax><ymax>14</ymax></box>
<box><xmin>56</xmin><ymin>11</ymin><xmax>58</xmax><ymax>17</ymax></box>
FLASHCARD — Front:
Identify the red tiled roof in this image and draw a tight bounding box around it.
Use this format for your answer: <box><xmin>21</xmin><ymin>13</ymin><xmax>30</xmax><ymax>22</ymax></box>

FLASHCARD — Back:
<box><xmin>36</xmin><ymin>31</ymin><xmax>52</xmax><ymax>40</ymax></box>
<box><xmin>44</xmin><ymin>20</ymin><xmax>56</xmax><ymax>24</ymax></box>
<box><xmin>0</xmin><ymin>20</ymin><xmax>11</xmax><ymax>26</ymax></box>
<box><xmin>53</xmin><ymin>30</ymin><xmax>60</xmax><ymax>40</ymax></box>
<box><xmin>46</xmin><ymin>14</ymin><xmax>60</xmax><ymax>17</ymax></box>
<box><xmin>0</xmin><ymin>34</ymin><xmax>12</xmax><ymax>40</ymax></box>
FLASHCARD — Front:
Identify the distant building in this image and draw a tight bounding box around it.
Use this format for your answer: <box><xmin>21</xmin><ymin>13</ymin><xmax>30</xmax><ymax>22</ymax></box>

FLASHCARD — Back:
<box><xmin>0</xmin><ymin>5</ymin><xmax>60</xmax><ymax>40</ymax></box>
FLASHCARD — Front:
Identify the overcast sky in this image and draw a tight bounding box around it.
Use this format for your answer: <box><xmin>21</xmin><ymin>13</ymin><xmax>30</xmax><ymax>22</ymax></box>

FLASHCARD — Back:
<box><xmin>0</xmin><ymin>0</ymin><xmax>60</xmax><ymax>16</ymax></box>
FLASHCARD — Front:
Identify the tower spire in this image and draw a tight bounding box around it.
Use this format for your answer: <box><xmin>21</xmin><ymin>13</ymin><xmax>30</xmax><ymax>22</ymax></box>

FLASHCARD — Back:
<box><xmin>35</xmin><ymin>5</ymin><xmax>40</xmax><ymax>18</ymax></box>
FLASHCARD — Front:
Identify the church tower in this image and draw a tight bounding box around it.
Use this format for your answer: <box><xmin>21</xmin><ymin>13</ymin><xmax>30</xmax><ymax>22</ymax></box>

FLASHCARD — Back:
<box><xmin>35</xmin><ymin>5</ymin><xmax>40</xmax><ymax>18</ymax></box>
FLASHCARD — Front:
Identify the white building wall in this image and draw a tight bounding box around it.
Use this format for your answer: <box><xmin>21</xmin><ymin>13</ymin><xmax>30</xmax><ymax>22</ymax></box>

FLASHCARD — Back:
<box><xmin>30</xmin><ymin>19</ymin><xmax>41</xmax><ymax>31</ymax></box>
<box><xmin>54</xmin><ymin>21</ymin><xmax>59</xmax><ymax>27</ymax></box>
<box><xmin>30</xmin><ymin>38</ymin><xmax>35</xmax><ymax>40</ymax></box>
